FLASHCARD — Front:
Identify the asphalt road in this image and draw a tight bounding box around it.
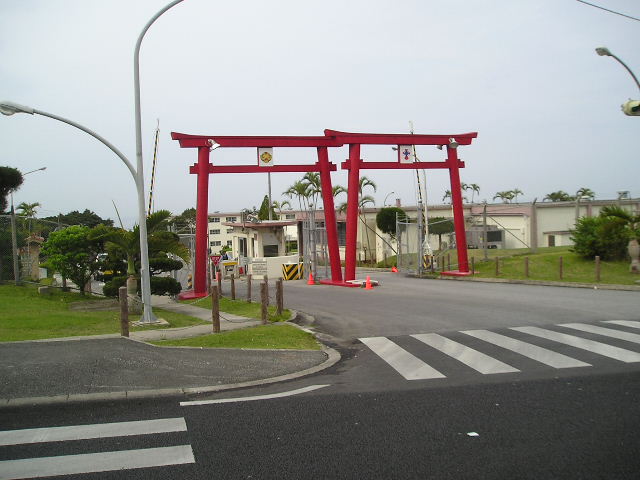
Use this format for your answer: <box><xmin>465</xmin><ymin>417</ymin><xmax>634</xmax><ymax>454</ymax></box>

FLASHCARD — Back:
<box><xmin>1</xmin><ymin>371</ymin><xmax>638</xmax><ymax>479</ymax></box>
<box><xmin>1</xmin><ymin>276</ymin><xmax>639</xmax><ymax>478</ymax></box>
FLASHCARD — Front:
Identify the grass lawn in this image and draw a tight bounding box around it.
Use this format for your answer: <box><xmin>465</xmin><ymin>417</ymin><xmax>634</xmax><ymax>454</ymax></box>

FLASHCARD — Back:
<box><xmin>150</xmin><ymin>324</ymin><xmax>320</xmax><ymax>350</ymax></box>
<box><xmin>461</xmin><ymin>247</ymin><xmax>636</xmax><ymax>285</ymax></box>
<box><xmin>182</xmin><ymin>296</ymin><xmax>292</xmax><ymax>323</ymax></box>
<box><xmin>0</xmin><ymin>284</ymin><xmax>206</xmax><ymax>342</ymax></box>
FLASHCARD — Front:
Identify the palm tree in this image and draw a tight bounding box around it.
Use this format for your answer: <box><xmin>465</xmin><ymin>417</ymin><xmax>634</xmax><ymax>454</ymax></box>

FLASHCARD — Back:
<box><xmin>272</xmin><ymin>200</ymin><xmax>291</xmax><ymax>219</ymax></box>
<box><xmin>511</xmin><ymin>188</ymin><xmax>523</xmax><ymax>203</ymax></box>
<box><xmin>283</xmin><ymin>180</ymin><xmax>311</xmax><ymax>212</ymax></box>
<box><xmin>576</xmin><ymin>187</ymin><xmax>595</xmax><ymax>200</ymax></box>
<box><xmin>601</xmin><ymin>205</ymin><xmax>640</xmax><ymax>273</ymax></box>
<box><xmin>302</xmin><ymin>172</ymin><xmax>321</xmax><ymax>209</ymax></box>
<box><xmin>493</xmin><ymin>191</ymin><xmax>515</xmax><ymax>203</ymax></box>
<box><xmin>543</xmin><ymin>191</ymin><xmax>574</xmax><ymax>202</ymax></box>
<box><xmin>469</xmin><ymin>184</ymin><xmax>480</xmax><ymax>203</ymax></box>
<box><xmin>17</xmin><ymin>201</ymin><xmax>41</xmax><ymax>234</ymax></box>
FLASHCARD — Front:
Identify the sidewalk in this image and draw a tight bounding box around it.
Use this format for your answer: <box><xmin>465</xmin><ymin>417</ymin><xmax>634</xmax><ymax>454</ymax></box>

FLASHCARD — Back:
<box><xmin>0</xmin><ymin>298</ymin><xmax>339</xmax><ymax>407</ymax></box>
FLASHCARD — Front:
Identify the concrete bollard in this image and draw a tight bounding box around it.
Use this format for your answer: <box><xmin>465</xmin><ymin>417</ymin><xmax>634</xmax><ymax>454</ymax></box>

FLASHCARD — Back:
<box><xmin>524</xmin><ymin>257</ymin><xmax>529</xmax><ymax>278</ymax></box>
<box><xmin>119</xmin><ymin>286</ymin><xmax>129</xmax><ymax>338</ymax></box>
<box><xmin>246</xmin><ymin>274</ymin><xmax>252</xmax><ymax>303</ymax></box>
<box><xmin>230</xmin><ymin>274</ymin><xmax>236</xmax><ymax>300</ymax></box>
<box><xmin>559</xmin><ymin>256</ymin><xmax>564</xmax><ymax>280</ymax></box>
<box><xmin>595</xmin><ymin>256</ymin><xmax>601</xmax><ymax>282</ymax></box>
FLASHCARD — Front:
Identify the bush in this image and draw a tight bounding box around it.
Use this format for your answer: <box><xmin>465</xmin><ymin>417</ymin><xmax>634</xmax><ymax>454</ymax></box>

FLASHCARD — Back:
<box><xmin>571</xmin><ymin>216</ymin><xmax>629</xmax><ymax>260</ymax></box>
<box><xmin>151</xmin><ymin>276</ymin><xmax>182</xmax><ymax>296</ymax></box>
<box><xmin>102</xmin><ymin>275</ymin><xmax>128</xmax><ymax>297</ymax></box>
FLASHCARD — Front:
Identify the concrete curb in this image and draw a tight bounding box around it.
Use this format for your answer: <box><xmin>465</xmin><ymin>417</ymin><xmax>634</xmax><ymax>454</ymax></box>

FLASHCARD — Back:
<box><xmin>435</xmin><ymin>275</ymin><xmax>640</xmax><ymax>291</ymax></box>
<box><xmin>0</xmin><ymin>314</ymin><xmax>341</xmax><ymax>409</ymax></box>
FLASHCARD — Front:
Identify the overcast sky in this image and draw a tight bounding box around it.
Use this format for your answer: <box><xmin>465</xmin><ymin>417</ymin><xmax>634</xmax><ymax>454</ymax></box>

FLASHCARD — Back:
<box><xmin>2</xmin><ymin>0</ymin><xmax>638</xmax><ymax>227</ymax></box>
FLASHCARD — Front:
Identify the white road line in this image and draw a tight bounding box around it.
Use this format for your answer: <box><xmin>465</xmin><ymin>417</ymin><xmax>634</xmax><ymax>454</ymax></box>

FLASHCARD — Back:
<box><xmin>411</xmin><ymin>333</ymin><xmax>520</xmax><ymax>374</ymax></box>
<box><xmin>462</xmin><ymin>330</ymin><xmax>591</xmax><ymax>368</ymax></box>
<box><xmin>0</xmin><ymin>418</ymin><xmax>187</xmax><ymax>447</ymax></box>
<box><xmin>603</xmin><ymin>320</ymin><xmax>640</xmax><ymax>330</ymax></box>
<box><xmin>180</xmin><ymin>384</ymin><xmax>330</xmax><ymax>406</ymax></box>
<box><xmin>511</xmin><ymin>326</ymin><xmax>640</xmax><ymax>363</ymax></box>
<box><xmin>0</xmin><ymin>445</ymin><xmax>195</xmax><ymax>479</ymax></box>
<box><xmin>359</xmin><ymin>337</ymin><xmax>446</xmax><ymax>380</ymax></box>
<box><xmin>560</xmin><ymin>323</ymin><xmax>640</xmax><ymax>344</ymax></box>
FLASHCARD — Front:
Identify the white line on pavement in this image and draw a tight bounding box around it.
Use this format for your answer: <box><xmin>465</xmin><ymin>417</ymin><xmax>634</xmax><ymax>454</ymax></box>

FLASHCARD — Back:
<box><xmin>411</xmin><ymin>333</ymin><xmax>520</xmax><ymax>374</ymax></box>
<box><xmin>180</xmin><ymin>384</ymin><xmax>330</xmax><ymax>406</ymax></box>
<box><xmin>359</xmin><ymin>337</ymin><xmax>446</xmax><ymax>380</ymax></box>
<box><xmin>560</xmin><ymin>323</ymin><xmax>640</xmax><ymax>344</ymax></box>
<box><xmin>602</xmin><ymin>320</ymin><xmax>640</xmax><ymax>330</ymax></box>
<box><xmin>462</xmin><ymin>329</ymin><xmax>591</xmax><ymax>368</ymax></box>
<box><xmin>0</xmin><ymin>445</ymin><xmax>195</xmax><ymax>479</ymax></box>
<box><xmin>0</xmin><ymin>418</ymin><xmax>187</xmax><ymax>447</ymax></box>
<box><xmin>511</xmin><ymin>326</ymin><xmax>640</xmax><ymax>363</ymax></box>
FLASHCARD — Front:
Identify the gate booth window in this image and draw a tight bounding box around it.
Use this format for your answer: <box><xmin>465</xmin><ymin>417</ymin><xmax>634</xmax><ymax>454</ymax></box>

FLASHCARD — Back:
<box><xmin>172</xmin><ymin>129</ymin><xmax>477</xmax><ymax>299</ymax></box>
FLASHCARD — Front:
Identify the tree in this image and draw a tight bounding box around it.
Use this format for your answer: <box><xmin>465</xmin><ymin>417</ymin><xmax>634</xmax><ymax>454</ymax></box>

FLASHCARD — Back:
<box><xmin>601</xmin><ymin>205</ymin><xmax>640</xmax><ymax>272</ymax></box>
<box><xmin>41</xmin><ymin>225</ymin><xmax>109</xmax><ymax>295</ymax></box>
<box><xmin>0</xmin><ymin>166</ymin><xmax>23</xmax><ymax>213</ymax></box>
<box><xmin>170</xmin><ymin>207</ymin><xmax>196</xmax><ymax>232</ymax></box>
<box><xmin>428</xmin><ymin>217</ymin><xmax>455</xmax><ymax>250</ymax></box>
<box><xmin>510</xmin><ymin>188</ymin><xmax>523</xmax><ymax>203</ymax></box>
<box><xmin>272</xmin><ymin>200</ymin><xmax>291</xmax><ymax>219</ymax></box>
<box><xmin>283</xmin><ymin>180</ymin><xmax>311</xmax><ymax>211</ymax></box>
<box><xmin>442</xmin><ymin>190</ymin><xmax>452</xmax><ymax>203</ymax></box>
<box><xmin>576</xmin><ymin>187</ymin><xmax>595</xmax><ymax>200</ymax></box>
<box><xmin>493</xmin><ymin>191</ymin><xmax>514</xmax><ymax>203</ymax></box>
<box><xmin>16</xmin><ymin>202</ymin><xmax>41</xmax><ymax>234</ymax></box>
<box><xmin>570</xmin><ymin>215</ymin><xmax>629</xmax><ymax>261</ymax></box>
<box><xmin>43</xmin><ymin>209</ymin><xmax>113</xmax><ymax>228</ymax></box>
<box><xmin>544</xmin><ymin>191</ymin><xmax>574</xmax><ymax>202</ymax></box>
<box><xmin>258</xmin><ymin>195</ymin><xmax>276</xmax><ymax>220</ymax></box>
<box><xmin>468</xmin><ymin>184</ymin><xmax>481</xmax><ymax>203</ymax></box>
<box><xmin>97</xmin><ymin>210</ymin><xmax>190</xmax><ymax>296</ymax></box>
<box><xmin>376</xmin><ymin>207</ymin><xmax>406</xmax><ymax>239</ymax></box>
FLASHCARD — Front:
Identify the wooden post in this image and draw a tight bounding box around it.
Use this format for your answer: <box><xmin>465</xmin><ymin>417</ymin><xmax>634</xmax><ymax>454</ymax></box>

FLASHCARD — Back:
<box><xmin>211</xmin><ymin>285</ymin><xmax>220</xmax><ymax>333</ymax></box>
<box><xmin>261</xmin><ymin>282</ymin><xmax>268</xmax><ymax>325</ymax></box>
<box><xmin>595</xmin><ymin>255</ymin><xmax>601</xmax><ymax>282</ymax></box>
<box><xmin>276</xmin><ymin>278</ymin><xmax>283</xmax><ymax>316</ymax></box>
<box><xmin>471</xmin><ymin>257</ymin><xmax>475</xmax><ymax>275</ymax></box>
<box><xmin>559</xmin><ymin>256</ymin><xmax>563</xmax><ymax>280</ymax></box>
<box><xmin>524</xmin><ymin>257</ymin><xmax>529</xmax><ymax>278</ymax></box>
<box><xmin>440</xmin><ymin>256</ymin><xmax>445</xmax><ymax>273</ymax></box>
<box><xmin>230</xmin><ymin>274</ymin><xmax>236</xmax><ymax>300</ymax></box>
<box><xmin>246</xmin><ymin>274</ymin><xmax>252</xmax><ymax>303</ymax></box>
<box><xmin>217</xmin><ymin>271</ymin><xmax>222</xmax><ymax>298</ymax></box>
<box><xmin>495</xmin><ymin>257</ymin><xmax>499</xmax><ymax>276</ymax></box>
<box><xmin>118</xmin><ymin>286</ymin><xmax>129</xmax><ymax>338</ymax></box>
<box><xmin>447</xmin><ymin>253</ymin><xmax>451</xmax><ymax>271</ymax></box>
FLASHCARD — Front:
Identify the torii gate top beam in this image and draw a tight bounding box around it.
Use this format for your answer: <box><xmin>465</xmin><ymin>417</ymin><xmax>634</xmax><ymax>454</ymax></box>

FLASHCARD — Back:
<box><xmin>324</xmin><ymin>129</ymin><xmax>478</xmax><ymax>146</ymax></box>
<box><xmin>171</xmin><ymin>132</ymin><xmax>343</xmax><ymax>148</ymax></box>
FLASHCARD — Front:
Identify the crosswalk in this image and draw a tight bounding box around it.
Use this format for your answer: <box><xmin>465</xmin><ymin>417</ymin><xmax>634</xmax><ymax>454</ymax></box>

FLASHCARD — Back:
<box><xmin>359</xmin><ymin>320</ymin><xmax>640</xmax><ymax>382</ymax></box>
<box><xmin>0</xmin><ymin>418</ymin><xmax>194</xmax><ymax>479</ymax></box>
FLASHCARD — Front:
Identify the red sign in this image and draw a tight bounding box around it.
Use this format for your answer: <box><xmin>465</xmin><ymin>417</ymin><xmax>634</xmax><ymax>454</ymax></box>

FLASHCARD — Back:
<box><xmin>210</xmin><ymin>255</ymin><xmax>222</xmax><ymax>266</ymax></box>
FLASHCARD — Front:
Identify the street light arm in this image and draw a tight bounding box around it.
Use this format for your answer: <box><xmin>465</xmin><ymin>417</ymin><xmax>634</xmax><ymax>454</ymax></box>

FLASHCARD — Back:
<box><xmin>610</xmin><ymin>53</ymin><xmax>640</xmax><ymax>93</ymax></box>
<box><xmin>33</xmin><ymin>108</ymin><xmax>138</xmax><ymax>181</ymax></box>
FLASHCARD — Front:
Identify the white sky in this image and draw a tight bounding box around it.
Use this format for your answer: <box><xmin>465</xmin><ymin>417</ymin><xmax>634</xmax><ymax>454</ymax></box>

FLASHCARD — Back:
<box><xmin>1</xmin><ymin>0</ymin><xmax>639</xmax><ymax>227</ymax></box>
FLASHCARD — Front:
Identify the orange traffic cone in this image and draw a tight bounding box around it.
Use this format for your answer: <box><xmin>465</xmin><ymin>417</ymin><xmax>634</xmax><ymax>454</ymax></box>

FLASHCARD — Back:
<box><xmin>391</xmin><ymin>266</ymin><xmax>398</xmax><ymax>273</ymax></box>
<box><xmin>365</xmin><ymin>275</ymin><xmax>373</xmax><ymax>290</ymax></box>
<box><xmin>307</xmin><ymin>272</ymin><xmax>315</xmax><ymax>285</ymax></box>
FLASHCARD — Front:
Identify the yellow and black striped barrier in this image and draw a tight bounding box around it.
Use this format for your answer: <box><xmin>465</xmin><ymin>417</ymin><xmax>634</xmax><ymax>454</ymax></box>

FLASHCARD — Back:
<box><xmin>422</xmin><ymin>255</ymin><xmax>432</xmax><ymax>270</ymax></box>
<box><xmin>282</xmin><ymin>263</ymin><xmax>303</xmax><ymax>280</ymax></box>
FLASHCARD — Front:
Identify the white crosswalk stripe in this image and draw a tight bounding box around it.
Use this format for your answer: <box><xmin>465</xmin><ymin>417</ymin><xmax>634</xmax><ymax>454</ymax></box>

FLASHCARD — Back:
<box><xmin>0</xmin><ymin>418</ymin><xmax>194</xmax><ymax>479</ymax></box>
<box><xmin>359</xmin><ymin>337</ymin><xmax>445</xmax><ymax>380</ymax></box>
<box><xmin>411</xmin><ymin>333</ymin><xmax>520</xmax><ymax>374</ymax></box>
<box><xmin>360</xmin><ymin>321</ymin><xmax>640</xmax><ymax>382</ymax></box>
<box><xmin>602</xmin><ymin>320</ymin><xmax>640</xmax><ymax>329</ymax></box>
<box><xmin>462</xmin><ymin>329</ymin><xmax>591</xmax><ymax>368</ymax></box>
<box><xmin>511</xmin><ymin>326</ymin><xmax>640</xmax><ymax>363</ymax></box>
<box><xmin>559</xmin><ymin>323</ymin><xmax>640</xmax><ymax>344</ymax></box>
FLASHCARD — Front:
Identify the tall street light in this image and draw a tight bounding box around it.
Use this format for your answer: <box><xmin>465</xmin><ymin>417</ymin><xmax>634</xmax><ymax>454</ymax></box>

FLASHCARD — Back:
<box><xmin>134</xmin><ymin>0</ymin><xmax>185</xmax><ymax>323</ymax></box>
<box><xmin>0</xmin><ymin>101</ymin><xmax>155</xmax><ymax>316</ymax></box>
<box><xmin>596</xmin><ymin>47</ymin><xmax>640</xmax><ymax>115</ymax></box>
<box><xmin>9</xmin><ymin>166</ymin><xmax>47</xmax><ymax>285</ymax></box>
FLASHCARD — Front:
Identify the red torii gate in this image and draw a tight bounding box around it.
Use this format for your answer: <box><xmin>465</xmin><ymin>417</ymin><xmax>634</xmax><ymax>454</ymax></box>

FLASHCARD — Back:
<box><xmin>326</xmin><ymin>129</ymin><xmax>478</xmax><ymax>282</ymax></box>
<box><xmin>171</xmin><ymin>132</ymin><xmax>348</xmax><ymax>298</ymax></box>
<box><xmin>171</xmin><ymin>129</ymin><xmax>477</xmax><ymax>299</ymax></box>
